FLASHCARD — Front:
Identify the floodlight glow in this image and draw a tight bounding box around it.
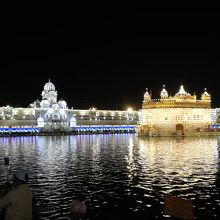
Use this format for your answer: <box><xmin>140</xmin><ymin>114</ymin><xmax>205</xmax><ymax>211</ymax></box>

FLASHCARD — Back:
<box><xmin>127</xmin><ymin>108</ymin><xmax>133</xmax><ymax>113</ymax></box>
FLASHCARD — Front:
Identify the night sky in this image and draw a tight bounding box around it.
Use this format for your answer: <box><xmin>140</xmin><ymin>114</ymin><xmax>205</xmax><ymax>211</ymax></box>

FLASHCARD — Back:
<box><xmin>1</xmin><ymin>11</ymin><xmax>219</xmax><ymax>110</ymax></box>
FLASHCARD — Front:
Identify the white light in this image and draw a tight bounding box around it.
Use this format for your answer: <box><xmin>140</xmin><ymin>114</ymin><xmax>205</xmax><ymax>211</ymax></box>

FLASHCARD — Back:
<box><xmin>127</xmin><ymin>108</ymin><xmax>133</xmax><ymax>113</ymax></box>
<box><xmin>48</xmin><ymin>109</ymin><xmax>53</xmax><ymax>114</ymax></box>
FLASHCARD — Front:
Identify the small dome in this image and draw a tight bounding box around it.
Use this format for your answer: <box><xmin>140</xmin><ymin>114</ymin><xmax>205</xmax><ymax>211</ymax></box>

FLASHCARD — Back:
<box><xmin>58</xmin><ymin>99</ymin><xmax>67</xmax><ymax>108</ymax></box>
<box><xmin>144</xmin><ymin>88</ymin><xmax>151</xmax><ymax>101</ymax></box>
<box><xmin>44</xmin><ymin>79</ymin><xmax>55</xmax><ymax>91</ymax></box>
<box><xmin>41</xmin><ymin>99</ymin><xmax>50</xmax><ymax>105</ymax></box>
<box><xmin>201</xmin><ymin>88</ymin><xmax>211</xmax><ymax>101</ymax></box>
<box><xmin>160</xmin><ymin>85</ymin><xmax>168</xmax><ymax>99</ymax></box>
<box><xmin>175</xmin><ymin>85</ymin><xmax>191</xmax><ymax>97</ymax></box>
<box><xmin>201</xmin><ymin>88</ymin><xmax>210</xmax><ymax>97</ymax></box>
<box><xmin>40</xmin><ymin>99</ymin><xmax>50</xmax><ymax>108</ymax></box>
<box><xmin>35</xmin><ymin>99</ymin><xmax>40</xmax><ymax>104</ymax></box>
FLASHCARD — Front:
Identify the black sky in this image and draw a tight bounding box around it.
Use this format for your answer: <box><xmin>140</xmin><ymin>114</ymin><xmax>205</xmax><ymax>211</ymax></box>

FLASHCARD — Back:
<box><xmin>1</xmin><ymin>10</ymin><xmax>220</xmax><ymax>110</ymax></box>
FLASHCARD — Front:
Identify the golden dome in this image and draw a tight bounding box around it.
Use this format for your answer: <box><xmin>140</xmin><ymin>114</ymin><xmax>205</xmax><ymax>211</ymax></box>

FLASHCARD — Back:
<box><xmin>160</xmin><ymin>85</ymin><xmax>168</xmax><ymax>99</ymax></box>
<box><xmin>174</xmin><ymin>85</ymin><xmax>191</xmax><ymax>97</ymax></box>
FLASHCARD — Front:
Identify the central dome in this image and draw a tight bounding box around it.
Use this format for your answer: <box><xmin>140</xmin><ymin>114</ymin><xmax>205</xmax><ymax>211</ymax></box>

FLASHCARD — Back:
<box><xmin>175</xmin><ymin>85</ymin><xmax>191</xmax><ymax>97</ymax></box>
<box><xmin>44</xmin><ymin>79</ymin><xmax>55</xmax><ymax>91</ymax></box>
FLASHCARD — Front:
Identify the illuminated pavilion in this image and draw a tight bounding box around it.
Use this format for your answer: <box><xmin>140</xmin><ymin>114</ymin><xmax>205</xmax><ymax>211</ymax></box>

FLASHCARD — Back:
<box><xmin>138</xmin><ymin>85</ymin><xmax>212</xmax><ymax>136</ymax></box>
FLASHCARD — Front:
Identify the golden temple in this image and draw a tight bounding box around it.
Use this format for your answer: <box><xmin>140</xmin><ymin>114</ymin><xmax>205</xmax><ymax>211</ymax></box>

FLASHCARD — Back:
<box><xmin>138</xmin><ymin>85</ymin><xmax>212</xmax><ymax>136</ymax></box>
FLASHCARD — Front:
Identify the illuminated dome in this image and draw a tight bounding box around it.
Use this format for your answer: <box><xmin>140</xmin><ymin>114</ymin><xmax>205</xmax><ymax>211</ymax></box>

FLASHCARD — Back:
<box><xmin>201</xmin><ymin>88</ymin><xmax>210</xmax><ymax>97</ymax></box>
<box><xmin>58</xmin><ymin>99</ymin><xmax>67</xmax><ymax>109</ymax></box>
<box><xmin>144</xmin><ymin>88</ymin><xmax>151</xmax><ymax>101</ymax></box>
<box><xmin>40</xmin><ymin>99</ymin><xmax>50</xmax><ymax>108</ymax></box>
<box><xmin>174</xmin><ymin>85</ymin><xmax>191</xmax><ymax>97</ymax></box>
<box><xmin>160</xmin><ymin>85</ymin><xmax>168</xmax><ymax>99</ymax></box>
<box><xmin>201</xmin><ymin>88</ymin><xmax>211</xmax><ymax>101</ymax></box>
<box><xmin>44</xmin><ymin>79</ymin><xmax>55</xmax><ymax>91</ymax></box>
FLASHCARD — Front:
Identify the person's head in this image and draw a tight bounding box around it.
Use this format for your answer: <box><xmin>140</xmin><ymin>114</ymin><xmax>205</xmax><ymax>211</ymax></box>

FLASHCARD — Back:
<box><xmin>70</xmin><ymin>194</ymin><xmax>87</xmax><ymax>219</ymax></box>
<box><xmin>75</xmin><ymin>192</ymin><xmax>86</xmax><ymax>202</ymax></box>
<box><xmin>13</xmin><ymin>168</ymin><xmax>29</xmax><ymax>186</ymax></box>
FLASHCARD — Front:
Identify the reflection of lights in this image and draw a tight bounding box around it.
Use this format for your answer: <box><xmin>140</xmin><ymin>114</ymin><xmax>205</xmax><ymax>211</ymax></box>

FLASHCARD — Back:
<box><xmin>139</xmin><ymin>141</ymin><xmax>145</xmax><ymax>152</ymax></box>
<box><xmin>137</xmin><ymin>137</ymin><xmax>218</xmax><ymax>181</ymax></box>
<box><xmin>126</xmin><ymin>136</ymin><xmax>137</xmax><ymax>180</ymax></box>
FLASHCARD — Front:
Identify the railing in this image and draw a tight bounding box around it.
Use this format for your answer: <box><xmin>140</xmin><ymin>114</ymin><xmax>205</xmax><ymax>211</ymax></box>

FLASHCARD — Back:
<box><xmin>0</xmin><ymin>127</ymin><xmax>40</xmax><ymax>134</ymax></box>
<box><xmin>74</xmin><ymin>125</ymin><xmax>137</xmax><ymax>133</ymax></box>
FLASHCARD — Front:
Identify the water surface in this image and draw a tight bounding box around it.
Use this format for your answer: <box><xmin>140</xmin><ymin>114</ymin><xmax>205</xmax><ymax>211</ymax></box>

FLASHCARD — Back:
<box><xmin>0</xmin><ymin>134</ymin><xmax>220</xmax><ymax>219</ymax></box>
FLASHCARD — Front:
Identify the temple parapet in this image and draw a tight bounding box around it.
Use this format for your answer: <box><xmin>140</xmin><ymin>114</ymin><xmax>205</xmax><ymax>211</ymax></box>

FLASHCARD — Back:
<box><xmin>142</xmin><ymin>99</ymin><xmax>211</xmax><ymax>109</ymax></box>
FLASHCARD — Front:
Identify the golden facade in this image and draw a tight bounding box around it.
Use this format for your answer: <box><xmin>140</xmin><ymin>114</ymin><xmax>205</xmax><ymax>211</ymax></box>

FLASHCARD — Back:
<box><xmin>138</xmin><ymin>85</ymin><xmax>212</xmax><ymax>136</ymax></box>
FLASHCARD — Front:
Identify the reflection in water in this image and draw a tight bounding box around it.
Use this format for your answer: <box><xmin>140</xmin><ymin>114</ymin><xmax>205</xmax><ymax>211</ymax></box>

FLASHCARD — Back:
<box><xmin>0</xmin><ymin>134</ymin><xmax>220</xmax><ymax>219</ymax></box>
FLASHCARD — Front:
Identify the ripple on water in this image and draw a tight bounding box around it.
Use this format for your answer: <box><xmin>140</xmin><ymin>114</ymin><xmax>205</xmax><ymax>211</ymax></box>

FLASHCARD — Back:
<box><xmin>0</xmin><ymin>135</ymin><xmax>220</xmax><ymax>219</ymax></box>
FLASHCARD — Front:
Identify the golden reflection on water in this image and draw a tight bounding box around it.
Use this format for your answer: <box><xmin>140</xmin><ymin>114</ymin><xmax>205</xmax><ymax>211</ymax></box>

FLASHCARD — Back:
<box><xmin>126</xmin><ymin>136</ymin><xmax>136</xmax><ymax>180</ymax></box>
<box><xmin>138</xmin><ymin>137</ymin><xmax>219</xmax><ymax>181</ymax></box>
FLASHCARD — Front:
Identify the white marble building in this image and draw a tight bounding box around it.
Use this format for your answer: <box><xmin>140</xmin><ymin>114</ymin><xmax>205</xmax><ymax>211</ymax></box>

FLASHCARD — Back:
<box><xmin>0</xmin><ymin>80</ymin><xmax>138</xmax><ymax>134</ymax></box>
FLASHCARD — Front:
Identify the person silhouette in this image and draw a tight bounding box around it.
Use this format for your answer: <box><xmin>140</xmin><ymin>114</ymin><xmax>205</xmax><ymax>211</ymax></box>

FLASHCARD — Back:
<box><xmin>0</xmin><ymin>168</ymin><xmax>32</xmax><ymax>220</ymax></box>
<box><xmin>70</xmin><ymin>193</ymin><xmax>87</xmax><ymax>220</ymax></box>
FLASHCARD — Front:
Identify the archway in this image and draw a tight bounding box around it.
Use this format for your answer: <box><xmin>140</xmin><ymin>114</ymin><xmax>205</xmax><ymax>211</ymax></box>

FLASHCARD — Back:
<box><xmin>176</xmin><ymin>124</ymin><xmax>184</xmax><ymax>135</ymax></box>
